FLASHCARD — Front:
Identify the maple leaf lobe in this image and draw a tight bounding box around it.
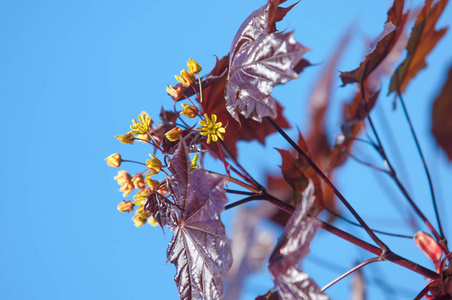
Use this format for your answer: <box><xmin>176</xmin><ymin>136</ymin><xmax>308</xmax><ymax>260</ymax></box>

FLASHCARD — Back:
<box><xmin>165</xmin><ymin>141</ymin><xmax>232</xmax><ymax>300</ymax></box>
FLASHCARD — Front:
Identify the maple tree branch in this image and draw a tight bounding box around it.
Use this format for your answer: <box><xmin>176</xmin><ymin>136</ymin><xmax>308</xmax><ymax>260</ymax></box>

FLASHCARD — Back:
<box><xmin>264</xmin><ymin>116</ymin><xmax>390</xmax><ymax>252</ymax></box>
<box><xmin>358</xmin><ymin>81</ymin><xmax>443</xmax><ymax>245</ymax></box>
<box><xmin>398</xmin><ymin>93</ymin><xmax>446</xmax><ymax>248</ymax></box>
<box><xmin>321</xmin><ymin>257</ymin><xmax>380</xmax><ymax>292</ymax></box>
<box><xmin>223</xmin><ymin>189</ymin><xmax>440</xmax><ymax>281</ymax></box>
<box><xmin>318</xmin><ymin>221</ymin><xmax>440</xmax><ymax>280</ymax></box>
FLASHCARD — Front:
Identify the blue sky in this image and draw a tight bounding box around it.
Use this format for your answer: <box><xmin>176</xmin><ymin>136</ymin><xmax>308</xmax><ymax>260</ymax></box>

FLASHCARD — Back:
<box><xmin>1</xmin><ymin>0</ymin><xmax>451</xmax><ymax>299</ymax></box>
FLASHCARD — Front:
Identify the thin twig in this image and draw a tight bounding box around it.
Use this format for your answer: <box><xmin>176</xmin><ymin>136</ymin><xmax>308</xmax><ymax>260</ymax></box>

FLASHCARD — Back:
<box><xmin>224</xmin><ymin>193</ymin><xmax>294</xmax><ymax>213</ymax></box>
<box><xmin>321</xmin><ymin>257</ymin><xmax>380</xmax><ymax>292</ymax></box>
<box><xmin>358</xmin><ymin>80</ymin><xmax>442</xmax><ymax>244</ymax></box>
<box><xmin>225</xmin><ymin>189</ymin><xmax>254</xmax><ymax>196</ymax></box>
<box><xmin>326</xmin><ymin>208</ymin><xmax>413</xmax><ymax>239</ymax></box>
<box><xmin>398</xmin><ymin>93</ymin><xmax>446</xmax><ymax>246</ymax></box>
<box><xmin>265</xmin><ymin>116</ymin><xmax>390</xmax><ymax>252</ymax></box>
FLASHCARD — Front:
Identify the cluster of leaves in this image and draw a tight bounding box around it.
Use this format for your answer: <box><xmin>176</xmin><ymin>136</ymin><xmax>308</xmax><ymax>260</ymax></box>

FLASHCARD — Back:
<box><xmin>106</xmin><ymin>0</ymin><xmax>452</xmax><ymax>299</ymax></box>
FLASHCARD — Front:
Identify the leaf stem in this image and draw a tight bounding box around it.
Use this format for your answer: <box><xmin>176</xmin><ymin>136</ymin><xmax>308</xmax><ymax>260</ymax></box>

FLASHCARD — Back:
<box><xmin>398</xmin><ymin>93</ymin><xmax>447</xmax><ymax>249</ymax></box>
<box><xmin>321</xmin><ymin>257</ymin><xmax>380</xmax><ymax>292</ymax></box>
<box><xmin>206</xmin><ymin>170</ymin><xmax>260</xmax><ymax>193</ymax></box>
<box><xmin>225</xmin><ymin>189</ymin><xmax>255</xmax><ymax>196</ymax></box>
<box><xmin>224</xmin><ymin>192</ymin><xmax>294</xmax><ymax>213</ymax></box>
<box><xmin>325</xmin><ymin>208</ymin><xmax>413</xmax><ymax>239</ymax></box>
<box><xmin>121</xmin><ymin>159</ymin><xmax>147</xmax><ymax>166</ymax></box>
<box><xmin>264</xmin><ymin>116</ymin><xmax>390</xmax><ymax>252</ymax></box>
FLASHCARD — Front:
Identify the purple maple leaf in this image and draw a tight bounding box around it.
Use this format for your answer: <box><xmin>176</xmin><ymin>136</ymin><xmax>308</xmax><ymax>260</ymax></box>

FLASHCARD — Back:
<box><xmin>225</xmin><ymin>1</ymin><xmax>309</xmax><ymax>122</ymax></box>
<box><xmin>165</xmin><ymin>140</ymin><xmax>232</xmax><ymax>300</ymax></box>
<box><xmin>268</xmin><ymin>181</ymin><xmax>329</xmax><ymax>300</ymax></box>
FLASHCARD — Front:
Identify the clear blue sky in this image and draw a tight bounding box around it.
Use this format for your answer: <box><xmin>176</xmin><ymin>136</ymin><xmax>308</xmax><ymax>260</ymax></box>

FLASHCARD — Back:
<box><xmin>1</xmin><ymin>0</ymin><xmax>451</xmax><ymax>299</ymax></box>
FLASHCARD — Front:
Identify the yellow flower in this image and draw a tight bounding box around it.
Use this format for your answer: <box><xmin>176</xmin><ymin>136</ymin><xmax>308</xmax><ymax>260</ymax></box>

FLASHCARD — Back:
<box><xmin>166</xmin><ymin>85</ymin><xmax>183</xmax><ymax>100</ymax></box>
<box><xmin>165</xmin><ymin>127</ymin><xmax>183</xmax><ymax>142</ymax></box>
<box><xmin>115</xmin><ymin>132</ymin><xmax>135</xmax><ymax>144</ymax></box>
<box><xmin>114</xmin><ymin>171</ymin><xmax>131</xmax><ymax>186</ymax></box>
<box><xmin>117</xmin><ymin>200</ymin><xmax>134</xmax><ymax>213</ymax></box>
<box><xmin>105</xmin><ymin>153</ymin><xmax>122</xmax><ymax>168</ymax></box>
<box><xmin>131</xmin><ymin>174</ymin><xmax>146</xmax><ymax>190</ymax></box>
<box><xmin>132</xmin><ymin>214</ymin><xmax>147</xmax><ymax>227</ymax></box>
<box><xmin>115</xmin><ymin>171</ymin><xmax>134</xmax><ymax>197</ymax></box>
<box><xmin>196</xmin><ymin>114</ymin><xmax>226</xmax><ymax>144</ymax></box>
<box><xmin>191</xmin><ymin>154</ymin><xmax>200</xmax><ymax>170</ymax></box>
<box><xmin>132</xmin><ymin>206</ymin><xmax>151</xmax><ymax>227</ymax></box>
<box><xmin>130</xmin><ymin>111</ymin><xmax>152</xmax><ymax>135</ymax></box>
<box><xmin>148</xmin><ymin>217</ymin><xmax>159</xmax><ymax>227</ymax></box>
<box><xmin>187</xmin><ymin>58</ymin><xmax>202</xmax><ymax>75</ymax></box>
<box><xmin>180</xmin><ymin>103</ymin><xmax>199</xmax><ymax>118</ymax></box>
<box><xmin>175</xmin><ymin>70</ymin><xmax>195</xmax><ymax>88</ymax></box>
<box><xmin>133</xmin><ymin>188</ymin><xmax>151</xmax><ymax>205</ymax></box>
<box><xmin>135</xmin><ymin>133</ymin><xmax>150</xmax><ymax>143</ymax></box>
<box><xmin>146</xmin><ymin>154</ymin><xmax>162</xmax><ymax>175</ymax></box>
<box><xmin>157</xmin><ymin>184</ymin><xmax>169</xmax><ymax>195</ymax></box>
<box><xmin>145</xmin><ymin>174</ymin><xmax>160</xmax><ymax>190</ymax></box>
<box><xmin>119</xmin><ymin>181</ymin><xmax>134</xmax><ymax>197</ymax></box>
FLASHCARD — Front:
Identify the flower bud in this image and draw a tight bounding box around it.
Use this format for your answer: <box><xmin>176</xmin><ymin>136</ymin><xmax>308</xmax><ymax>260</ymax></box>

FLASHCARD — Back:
<box><xmin>146</xmin><ymin>154</ymin><xmax>162</xmax><ymax>175</ymax></box>
<box><xmin>175</xmin><ymin>70</ymin><xmax>195</xmax><ymax>88</ymax></box>
<box><xmin>145</xmin><ymin>174</ymin><xmax>160</xmax><ymax>190</ymax></box>
<box><xmin>114</xmin><ymin>171</ymin><xmax>131</xmax><ymax>186</ymax></box>
<box><xmin>166</xmin><ymin>85</ymin><xmax>183</xmax><ymax>100</ymax></box>
<box><xmin>117</xmin><ymin>200</ymin><xmax>134</xmax><ymax>213</ymax></box>
<box><xmin>114</xmin><ymin>132</ymin><xmax>135</xmax><ymax>144</ymax></box>
<box><xmin>165</xmin><ymin>127</ymin><xmax>183</xmax><ymax>142</ymax></box>
<box><xmin>105</xmin><ymin>153</ymin><xmax>122</xmax><ymax>168</ymax></box>
<box><xmin>132</xmin><ymin>214</ymin><xmax>147</xmax><ymax>227</ymax></box>
<box><xmin>180</xmin><ymin>103</ymin><xmax>199</xmax><ymax>118</ymax></box>
<box><xmin>132</xmin><ymin>206</ymin><xmax>151</xmax><ymax>227</ymax></box>
<box><xmin>414</xmin><ymin>231</ymin><xmax>442</xmax><ymax>270</ymax></box>
<box><xmin>187</xmin><ymin>58</ymin><xmax>202</xmax><ymax>75</ymax></box>
<box><xmin>133</xmin><ymin>188</ymin><xmax>151</xmax><ymax>205</ymax></box>
<box><xmin>131</xmin><ymin>174</ymin><xmax>146</xmax><ymax>189</ymax></box>
<box><xmin>135</xmin><ymin>133</ymin><xmax>150</xmax><ymax>143</ymax></box>
<box><xmin>119</xmin><ymin>181</ymin><xmax>134</xmax><ymax>197</ymax></box>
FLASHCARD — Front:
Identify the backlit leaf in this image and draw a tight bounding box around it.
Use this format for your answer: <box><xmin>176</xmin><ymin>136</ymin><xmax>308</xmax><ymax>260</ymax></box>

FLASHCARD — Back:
<box><xmin>225</xmin><ymin>1</ymin><xmax>309</xmax><ymax>122</ymax></box>
<box><xmin>268</xmin><ymin>181</ymin><xmax>328</xmax><ymax>300</ymax></box>
<box><xmin>340</xmin><ymin>0</ymin><xmax>407</xmax><ymax>85</ymax></box>
<box><xmin>165</xmin><ymin>140</ymin><xmax>232</xmax><ymax>300</ymax></box>
<box><xmin>389</xmin><ymin>0</ymin><xmax>449</xmax><ymax>93</ymax></box>
<box><xmin>431</xmin><ymin>66</ymin><xmax>452</xmax><ymax>160</ymax></box>
<box><xmin>199</xmin><ymin>56</ymin><xmax>292</xmax><ymax>159</ymax></box>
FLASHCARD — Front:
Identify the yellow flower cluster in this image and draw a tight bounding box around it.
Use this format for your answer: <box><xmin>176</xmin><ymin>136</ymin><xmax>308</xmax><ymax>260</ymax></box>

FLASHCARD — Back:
<box><xmin>107</xmin><ymin>58</ymin><xmax>229</xmax><ymax>229</ymax></box>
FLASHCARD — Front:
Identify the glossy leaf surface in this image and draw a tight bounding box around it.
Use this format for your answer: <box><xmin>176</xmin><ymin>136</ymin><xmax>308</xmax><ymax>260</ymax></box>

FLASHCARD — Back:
<box><xmin>268</xmin><ymin>182</ymin><xmax>328</xmax><ymax>300</ymax></box>
<box><xmin>225</xmin><ymin>1</ymin><xmax>308</xmax><ymax>122</ymax></box>
<box><xmin>165</xmin><ymin>141</ymin><xmax>232</xmax><ymax>300</ymax></box>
